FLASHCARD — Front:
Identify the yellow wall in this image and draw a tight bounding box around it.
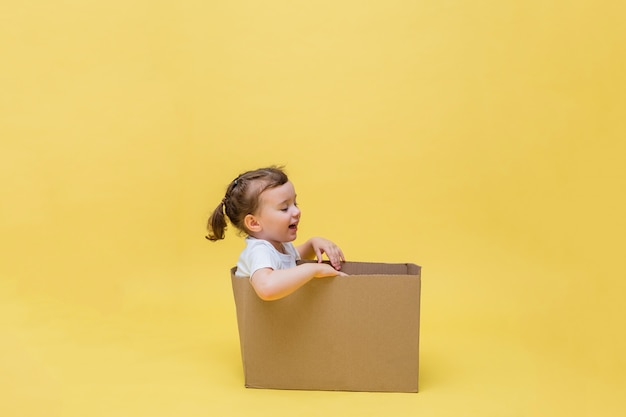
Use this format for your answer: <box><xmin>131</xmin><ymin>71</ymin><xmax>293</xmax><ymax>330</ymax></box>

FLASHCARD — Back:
<box><xmin>1</xmin><ymin>1</ymin><xmax>625</xmax><ymax>416</ymax></box>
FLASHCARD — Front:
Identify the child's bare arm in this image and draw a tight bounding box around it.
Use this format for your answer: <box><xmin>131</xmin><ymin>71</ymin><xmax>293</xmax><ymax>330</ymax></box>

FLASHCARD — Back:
<box><xmin>250</xmin><ymin>263</ymin><xmax>347</xmax><ymax>301</ymax></box>
<box><xmin>296</xmin><ymin>237</ymin><xmax>345</xmax><ymax>270</ymax></box>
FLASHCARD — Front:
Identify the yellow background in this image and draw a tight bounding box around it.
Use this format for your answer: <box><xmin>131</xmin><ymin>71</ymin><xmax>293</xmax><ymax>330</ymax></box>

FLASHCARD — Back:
<box><xmin>2</xmin><ymin>1</ymin><xmax>625</xmax><ymax>416</ymax></box>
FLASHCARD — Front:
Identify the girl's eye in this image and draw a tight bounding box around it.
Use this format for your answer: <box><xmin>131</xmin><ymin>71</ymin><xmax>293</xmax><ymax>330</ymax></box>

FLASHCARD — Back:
<box><xmin>280</xmin><ymin>208</ymin><xmax>288</xmax><ymax>212</ymax></box>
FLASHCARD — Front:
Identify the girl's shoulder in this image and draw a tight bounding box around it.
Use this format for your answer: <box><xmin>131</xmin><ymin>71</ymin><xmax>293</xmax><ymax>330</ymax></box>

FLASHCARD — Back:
<box><xmin>244</xmin><ymin>237</ymin><xmax>277</xmax><ymax>252</ymax></box>
<box><xmin>245</xmin><ymin>237</ymin><xmax>298</xmax><ymax>258</ymax></box>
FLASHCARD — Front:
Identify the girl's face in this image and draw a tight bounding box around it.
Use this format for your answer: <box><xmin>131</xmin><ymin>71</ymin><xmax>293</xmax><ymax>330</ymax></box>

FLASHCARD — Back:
<box><xmin>250</xmin><ymin>181</ymin><xmax>301</xmax><ymax>251</ymax></box>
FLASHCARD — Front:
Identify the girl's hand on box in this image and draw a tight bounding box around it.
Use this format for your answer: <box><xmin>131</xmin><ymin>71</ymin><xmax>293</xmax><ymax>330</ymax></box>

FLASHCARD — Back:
<box><xmin>314</xmin><ymin>262</ymin><xmax>348</xmax><ymax>278</ymax></box>
<box><xmin>309</xmin><ymin>237</ymin><xmax>345</xmax><ymax>270</ymax></box>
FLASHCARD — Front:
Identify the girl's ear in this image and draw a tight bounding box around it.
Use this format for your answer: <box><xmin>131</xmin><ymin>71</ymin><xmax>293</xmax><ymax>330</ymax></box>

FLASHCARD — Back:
<box><xmin>244</xmin><ymin>214</ymin><xmax>262</xmax><ymax>233</ymax></box>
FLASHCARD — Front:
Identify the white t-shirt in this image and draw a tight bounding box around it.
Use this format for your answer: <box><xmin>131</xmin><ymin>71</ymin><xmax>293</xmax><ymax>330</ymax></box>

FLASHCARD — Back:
<box><xmin>235</xmin><ymin>237</ymin><xmax>301</xmax><ymax>278</ymax></box>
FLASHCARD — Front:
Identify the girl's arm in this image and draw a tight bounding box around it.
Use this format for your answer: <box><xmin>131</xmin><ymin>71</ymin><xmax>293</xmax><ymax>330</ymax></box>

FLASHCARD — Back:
<box><xmin>250</xmin><ymin>263</ymin><xmax>347</xmax><ymax>301</ymax></box>
<box><xmin>296</xmin><ymin>237</ymin><xmax>345</xmax><ymax>271</ymax></box>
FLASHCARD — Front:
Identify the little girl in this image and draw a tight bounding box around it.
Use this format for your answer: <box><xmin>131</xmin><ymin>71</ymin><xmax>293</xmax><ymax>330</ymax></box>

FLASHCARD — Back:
<box><xmin>206</xmin><ymin>166</ymin><xmax>347</xmax><ymax>300</ymax></box>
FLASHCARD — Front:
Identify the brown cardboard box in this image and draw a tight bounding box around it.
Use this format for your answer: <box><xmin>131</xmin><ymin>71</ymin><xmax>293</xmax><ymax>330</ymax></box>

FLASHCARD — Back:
<box><xmin>231</xmin><ymin>261</ymin><xmax>421</xmax><ymax>392</ymax></box>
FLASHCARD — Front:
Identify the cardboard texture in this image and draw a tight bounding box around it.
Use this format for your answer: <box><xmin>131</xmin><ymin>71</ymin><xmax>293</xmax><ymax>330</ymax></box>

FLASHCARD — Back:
<box><xmin>231</xmin><ymin>261</ymin><xmax>421</xmax><ymax>392</ymax></box>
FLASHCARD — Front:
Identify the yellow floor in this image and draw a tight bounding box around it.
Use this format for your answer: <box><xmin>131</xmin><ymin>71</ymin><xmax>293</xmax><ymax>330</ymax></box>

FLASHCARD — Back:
<box><xmin>2</xmin><ymin>1</ymin><xmax>625</xmax><ymax>416</ymax></box>
<box><xmin>2</xmin><ymin>235</ymin><xmax>624</xmax><ymax>417</ymax></box>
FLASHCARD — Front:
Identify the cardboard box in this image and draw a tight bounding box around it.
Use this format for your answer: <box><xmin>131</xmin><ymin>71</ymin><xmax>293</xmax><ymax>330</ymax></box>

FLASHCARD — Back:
<box><xmin>231</xmin><ymin>261</ymin><xmax>421</xmax><ymax>392</ymax></box>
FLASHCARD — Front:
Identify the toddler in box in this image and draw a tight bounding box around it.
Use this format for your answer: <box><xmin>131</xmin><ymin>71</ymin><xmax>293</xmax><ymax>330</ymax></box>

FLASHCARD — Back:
<box><xmin>206</xmin><ymin>166</ymin><xmax>347</xmax><ymax>300</ymax></box>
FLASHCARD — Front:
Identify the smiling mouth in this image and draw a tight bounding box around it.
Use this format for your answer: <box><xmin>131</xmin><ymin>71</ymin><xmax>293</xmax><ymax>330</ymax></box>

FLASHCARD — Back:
<box><xmin>289</xmin><ymin>224</ymin><xmax>298</xmax><ymax>230</ymax></box>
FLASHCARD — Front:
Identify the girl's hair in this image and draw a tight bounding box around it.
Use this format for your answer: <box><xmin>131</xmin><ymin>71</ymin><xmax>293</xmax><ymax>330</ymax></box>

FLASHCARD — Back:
<box><xmin>206</xmin><ymin>166</ymin><xmax>289</xmax><ymax>241</ymax></box>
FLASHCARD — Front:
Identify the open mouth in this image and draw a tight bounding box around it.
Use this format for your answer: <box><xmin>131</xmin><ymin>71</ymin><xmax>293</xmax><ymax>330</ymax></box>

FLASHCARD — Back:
<box><xmin>288</xmin><ymin>223</ymin><xmax>298</xmax><ymax>230</ymax></box>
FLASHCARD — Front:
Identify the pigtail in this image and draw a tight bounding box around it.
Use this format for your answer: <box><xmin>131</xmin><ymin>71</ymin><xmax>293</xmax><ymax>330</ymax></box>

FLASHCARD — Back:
<box><xmin>206</xmin><ymin>199</ymin><xmax>228</xmax><ymax>241</ymax></box>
